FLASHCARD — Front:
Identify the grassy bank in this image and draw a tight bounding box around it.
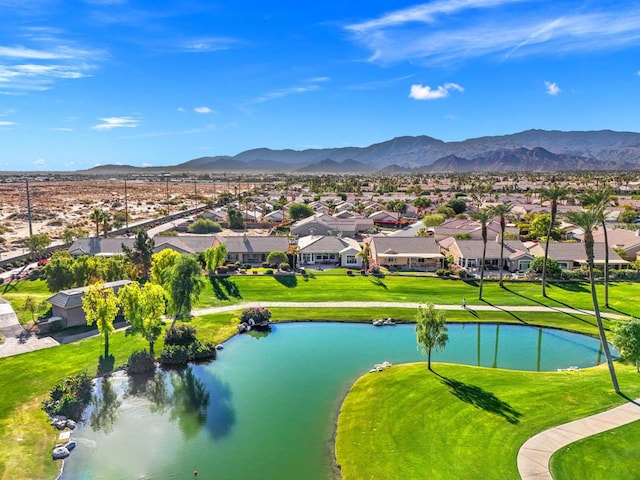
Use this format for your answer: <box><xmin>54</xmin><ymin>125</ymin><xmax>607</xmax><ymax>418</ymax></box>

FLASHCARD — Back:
<box><xmin>335</xmin><ymin>362</ymin><xmax>640</xmax><ymax>480</ymax></box>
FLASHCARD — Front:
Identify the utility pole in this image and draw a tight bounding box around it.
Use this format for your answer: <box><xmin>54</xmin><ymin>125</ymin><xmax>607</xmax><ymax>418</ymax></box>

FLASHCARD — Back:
<box><xmin>124</xmin><ymin>179</ymin><xmax>129</xmax><ymax>230</ymax></box>
<box><xmin>26</xmin><ymin>177</ymin><xmax>33</xmax><ymax>237</ymax></box>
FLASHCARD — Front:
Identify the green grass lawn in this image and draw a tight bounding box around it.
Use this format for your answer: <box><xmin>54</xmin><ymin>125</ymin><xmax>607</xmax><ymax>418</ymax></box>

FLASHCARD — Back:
<box><xmin>335</xmin><ymin>362</ymin><xmax>640</xmax><ymax>480</ymax></box>
<box><xmin>550</xmin><ymin>417</ymin><xmax>640</xmax><ymax>480</ymax></box>
<box><xmin>1</xmin><ymin>279</ymin><xmax>51</xmax><ymax>325</ymax></box>
<box><xmin>0</xmin><ymin>274</ymin><xmax>638</xmax><ymax>479</ymax></box>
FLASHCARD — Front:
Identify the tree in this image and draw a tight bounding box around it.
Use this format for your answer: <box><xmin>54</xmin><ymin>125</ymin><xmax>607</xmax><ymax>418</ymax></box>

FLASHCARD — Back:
<box><xmin>528</xmin><ymin>256</ymin><xmax>562</xmax><ymax>278</ymax></box>
<box><xmin>469</xmin><ymin>207</ymin><xmax>494</xmax><ymax>300</ymax></box>
<box><xmin>227</xmin><ymin>206</ymin><xmax>245</xmax><ymax>230</ymax></box>
<box><xmin>203</xmin><ymin>244</ymin><xmax>227</xmax><ymax>273</ymax></box>
<box><xmin>565</xmin><ymin>209</ymin><xmax>619</xmax><ymax>392</ymax></box>
<box><xmin>356</xmin><ymin>242</ymin><xmax>371</xmax><ymax>270</ymax></box>
<box><xmin>266</xmin><ymin>250</ymin><xmax>288</xmax><ymax>267</ymax></box>
<box><xmin>288</xmin><ymin>203</ymin><xmax>314</xmax><ymax>221</ymax></box>
<box><xmin>61</xmin><ymin>227</ymin><xmax>88</xmax><ymax>244</ymax></box>
<box><xmin>122</xmin><ymin>230</ymin><xmax>154</xmax><ymax>279</ymax></box>
<box><xmin>415</xmin><ymin>303</ymin><xmax>448</xmax><ymax>370</ymax></box>
<box><xmin>90</xmin><ymin>208</ymin><xmax>105</xmax><ymax>237</ymax></box>
<box><xmin>151</xmin><ymin>249</ymin><xmax>181</xmax><ymax>285</ymax></box>
<box><xmin>187</xmin><ymin>217</ymin><xmax>222</xmax><ymax>234</ymax></box>
<box><xmin>166</xmin><ymin>255</ymin><xmax>205</xmax><ymax>328</ymax></box>
<box><xmin>619</xmin><ymin>207</ymin><xmax>638</xmax><ymax>224</ymax></box>
<box><xmin>579</xmin><ymin>186</ymin><xmax>614</xmax><ymax>307</ymax></box>
<box><xmin>422</xmin><ymin>213</ymin><xmax>446</xmax><ymax>228</ymax></box>
<box><xmin>612</xmin><ymin>318</ymin><xmax>640</xmax><ymax>373</ymax></box>
<box><xmin>101</xmin><ymin>211</ymin><xmax>112</xmax><ymax>238</ymax></box>
<box><xmin>44</xmin><ymin>251</ymin><xmax>75</xmax><ymax>292</ymax></box>
<box><xmin>82</xmin><ymin>283</ymin><xmax>120</xmax><ymax>357</ymax></box>
<box><xmin>539</xmin><ymin>184</ymin><xmax>569</xmax><ymax>297</ymax></box>
<box><xmin>529</xmin><ymin>214</ymin><xmax>560</xmax><ymax>240</ymax></box>
<box><xmin>445</xmin><ymin>198</ymin><xmax>466</xmax><ymax>215</ymax></box>
<box><xmin>386</xmin><ymin>199</ymin><xmax>408</xmax><ymax>227</ymax></box>
<box><xmin>119</xmin><ymin>282</ymin><xmax>166</xmax><ymax>356</ymax></box>
<box><xmin>491</xmin><ymin>202</ymin><xmax>513</xmax><ymax>288</ymax></box>
<box><xmin>22</xmin><ymin>296</ymin><xmax>48</xmax><ymax>322</ymax></box>
<box><xmin>412</xmin><ymin>196</ymin><xmax>432</xmax><ymax>212</ymax></box>
<box><xmin>25</xmin><ymin>233</ymin><xmax>50</xmax><ymax>259</ymax></box>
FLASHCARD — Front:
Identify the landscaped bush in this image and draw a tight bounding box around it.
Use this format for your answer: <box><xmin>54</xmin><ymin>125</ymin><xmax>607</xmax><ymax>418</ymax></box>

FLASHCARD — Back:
<box><xmin>240</xmin><ymin>307</ymin><xmax>272</xmax><ymax>324</ymax></box>
<box><xmin>435</xmin><ymin>268</ymin><xmax>449</xmax><ymax>276</ymax></box>
<box><xmin>126</xmin><ymin>350</ymin><xmax>156</xmax><ymax>374</ymax></box>
<box><xmin>158</xmin><ymin>345</ymin><xmax>190</xmax><ymax>365</ymax></box>
<box><xmin>42</xmin><ymin>372</ymin><xmax>92</xmax><ymax>421</ymax></box>
<box><xmin>191</xmin><ymin>340</ymin><xmax>217</xmax><ymax>361</ymax></box>
<box><xmin>279</xmin><ymin>262</ymin><xmax>291</xmax><ymax>271</ymax></box>
<box><xmin>265</xmin><ymin>269</ymin><xmax>273</xmax><ymax>275</ymax></box>
<box><xmin>187</xmin><ymin>217</ymin><xmax>222</xmax><ymax>234</ymax></box>
<box><xmin>164</xmin><ymin>324</ymin><xmax>197</xmax><ymax>346</ymax></box>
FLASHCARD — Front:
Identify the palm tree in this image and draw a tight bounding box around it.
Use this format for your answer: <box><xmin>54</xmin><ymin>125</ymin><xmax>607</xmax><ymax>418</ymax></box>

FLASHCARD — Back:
<box><xmin>90</xmin><ymin>208</ymin><xmax>104</xmax><ymax>238</ymax></box>
<box><xmin>565</xmin><ymin>208</ymin><xmax>619</xmax><ymax>393</ymax></box>
<box><xmin>579</xmin><ymin>186</ymin><xmax>613</xmax><ymax>307</ymax></box>
<box><xmin>491</xmin><ymin>202</ymin><xmax>513</xmax><ymax>288</ymax></box>
<box><xmin>469</xmin><ymin>207</ymin><xmax>494</xmax><ymax>300</ymax></box>
<box><xmin>356</xmin><ymin>241</ymin><xmax>372</xmax><ymax>271</ymax></box>
<box><xmin>101</xmin><ymin>211</ymin><xmax>112</xmax><ymax>238</ymax></box>
<box><xmin>538</xmin><ymin>184</ymin><xmax>569</xmax><ymax>297</ymax></box>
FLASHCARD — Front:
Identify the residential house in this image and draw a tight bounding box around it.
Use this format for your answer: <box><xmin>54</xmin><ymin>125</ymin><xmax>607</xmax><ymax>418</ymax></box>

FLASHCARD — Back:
<box><xmin>440</xmin><ymin>238</ymin><xmax>534</xmax><ymax>272</ymax></box>
<box><xmin>290</xmin><ymin>213</ymin><xmax>374</xmax><ymax>237</ymax></box>
<box><xmin>432</xmin><ymin>217</ymin><xmax>519</xmax><ymax>242</ymax></box>
<box><xmin>68</xmin><ymin>235</ymin><xmax>217</xmax><ymax>257</ymax></box>
<box><xmin>368</xmin><ymin>237</ymin><xmax>444</xmax><ymax>271</ymax></box>
<box><xmin>527</xmin><ymin>242</ymin><xmax>629</xmax><ymax>270</ymax></box>
<box><xmin>47</xmin><ymin>279</ymin><xmax>132</xmax><ymax>328</ymax></box>
<box><xmin>569</xmin><ymin>227</ymin><xmax>640</xmax><ymax>261</ymax></box>
<box><xmin>296</xmin><ymin>235</ymin><xmax>362</xmax><ymax>268</ymax></box>
<box><xmin>212</xmin><ymin>234</ymin><xmax>290</xmax><ymax>265</ymax></box>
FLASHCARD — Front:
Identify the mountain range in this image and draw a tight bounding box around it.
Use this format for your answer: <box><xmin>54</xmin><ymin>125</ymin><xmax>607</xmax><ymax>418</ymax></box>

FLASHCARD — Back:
<box><xmin>85</xmin><ymin>129</ymin><xmax>640</xmax><ymax>174</ymax></box>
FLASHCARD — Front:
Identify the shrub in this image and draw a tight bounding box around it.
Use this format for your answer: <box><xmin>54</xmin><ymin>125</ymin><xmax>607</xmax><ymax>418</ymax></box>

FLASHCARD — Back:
<box><xmin>240</xmin><ymin>307</ymin><xmax>272</xmax><ymax>324</ymax></box>
<box><xmin>216</xmin><ymin>266</ymin><xmax>229</xmax><ymax>275</ymax></box>
<box><xmin>164</xmin><ymin>324</ymin><xmax>197</xmax><ymax>347</ymax></box>
<box><xmin>42</xmin><ymin>372</ymin><xmax>92</xmax><ymax>421</ymax></box>
<box><xmin>261</xmin><ymin>262</ymin><xmax>269</xmax><ymax>268</ymax></box>
<box><xmin>191</xmin><ymin>340</ymin><xmax>217</xmax><ymax>361</ymax></box>
<box><xmin>435</xmin><ymin>268</ymin><xmax>449</xmax><ymax>276</ymax></box>
<box><xmin>126</xmin><ymin>350</ymin><xmax>156</xmax><ymax>374</ymax></box>
<box><xmin>187</xmin><ymin>217</ymin><xmax>222</xmax><ymax>234</ymax></box>
<box><xmin>265</xmin><ymin>269</ymin><xmax>273</xmax><ymax>275</ymax></box>
<box><xmin>158</xmin><ymin>345</ymin><xmax>190</xmax><ymax>365</ymax></box>
<box><xmin>279</xmin><ymin>262</ymin><xmax>291</xmax><ymax>271</ymax></box>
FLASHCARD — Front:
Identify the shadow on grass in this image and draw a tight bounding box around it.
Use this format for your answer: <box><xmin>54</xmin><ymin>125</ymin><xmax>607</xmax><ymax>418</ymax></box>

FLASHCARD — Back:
<box><xmin>502</xmin><ymin>286</ymin><xmax>597</xmax><ymax>327</ymax></box>
<box><xmin>98</xmin><ymin>353</ymin><xmax>115</xmax><ymax>376</ymax></box>
<box><xmin>275</xmin><ymin>274</ymin><xmax>297</xmax><ymax>288</ymax></box>
<box><xmin>464</xmin><ymin>308</ymin><xmax>480</xmax><ymax>318</ymax></box>
<box><xmin>554</xmin><ymin>282</ymin><xmax>589</xmax><ymax>294</ymax></box>
<box><xmin>370</xmin><ymin>276</ymin><xmax>388</xmax><ymax>289</ymax></box>
<box><xmin>209</xmin><ymin>276</ymin><xmax>242</xmax><ymax>300</ymax></box>
<box><xmin>437</xmin><ymin>374</ymin><xmax>522</xmax><ymax>424</ymax></box>
<box><xmin>480</xmin><ymin>300</ymin><xmax>526</xmax><ymax>324</ymax></box>
<box><xmin>617</xmin><ymin>391</ymin><xmax>640</xmax><ymax>406</ymax></box>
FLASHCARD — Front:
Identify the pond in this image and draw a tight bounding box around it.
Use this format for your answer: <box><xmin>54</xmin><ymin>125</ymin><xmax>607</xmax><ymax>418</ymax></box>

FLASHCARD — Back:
<box><xmin>61</xmin><ymin>322</ymin><xmax>611</xmax><ymax>480</ymax></box>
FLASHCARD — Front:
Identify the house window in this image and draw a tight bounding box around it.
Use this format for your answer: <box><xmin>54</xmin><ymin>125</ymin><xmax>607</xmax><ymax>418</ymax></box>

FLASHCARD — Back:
<box><xmin>417</xmin><ymin>258</ymin><xmax>426</xmax><ymax>263</ymax></box>
<box><xmin>386</xmin><ymin>257</ymin><xmax>396</xmax><ymax>263</ymax></box>
<box><xmin>346</xmin><ymin>255</ymin><xmax>357</xmax><ymax>265</ymax></box>
<box><xmin>518</xmin><ymin>260</ymin><xmax>530</xmax><ymax>271</ymax></box>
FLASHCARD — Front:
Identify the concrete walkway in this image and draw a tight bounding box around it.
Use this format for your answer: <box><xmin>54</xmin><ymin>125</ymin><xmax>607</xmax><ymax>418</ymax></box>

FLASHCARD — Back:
<box><xmin>192</xmin><ymin>301</ymin><xmax>628</xmax><ymax>320</ymax></box>
<box><xmin>0</xmin><ymin>298</ymin><xmax>60</xmax><ymax>357</ymax></box>
<box><xmin>518</xmin><ymin>399</ymin><xmax>640</xmax><ymax>479</ymax></box>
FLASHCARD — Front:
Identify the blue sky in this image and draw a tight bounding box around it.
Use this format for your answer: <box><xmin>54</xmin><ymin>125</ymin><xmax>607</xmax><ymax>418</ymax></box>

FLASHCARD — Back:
<box><xmin>1</xmin><ymin>0</ymin><xmax>639</xmax><ymax>171</ymax></box>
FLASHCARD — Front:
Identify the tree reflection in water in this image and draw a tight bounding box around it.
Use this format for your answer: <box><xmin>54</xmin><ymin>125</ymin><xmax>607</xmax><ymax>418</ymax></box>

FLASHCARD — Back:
<box><xmin>90</xmin><ymin>375</ymin><xmax>122</xmax><ymax>433</ymax></box>
<box><xmin>168</xmin><ymin>366</ymin><xmax>210</xmax><ymax>439</ymax></box>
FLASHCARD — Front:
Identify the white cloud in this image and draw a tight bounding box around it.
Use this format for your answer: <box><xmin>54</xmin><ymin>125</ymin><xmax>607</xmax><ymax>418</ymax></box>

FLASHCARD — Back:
<box><xmin>345</xmin><ymin>2</ymin><xmax>640</xmax><ymax>65</ymax></box>
<box><xmin>409</xmin><ymin>82</ymin><xmax>464</xmax><ymax>100</ymax></box>
<box><xmin>180</xmin><ymin>37</ymin><xmax>235</xmax><ymax>53</ymax></box>
<box><xmin>248</xmin><ymin>84</ymin><xmax>321</xmax><ymax>105</ymax></box>
<box><xmin>91</xmin><ymin>116</ymin><xmax>139</xmax><ymax>130</ymax></box>
<box><xmin>309</xmin><ymin>76</ymin><xmax>331</xmax><ymax>83</ymax></box>
<box><xmin>177</xmin><ymin>106</ymin><xmax>185</xmax><ymax>112</ymax></box>
<box><xmin>33</xmin><ymin>158</ymin><xmax>45</xmax><ymax>166</ymax></box>
<box><xmin>194</xmin><ymin>106</ymin><xmax>212</xmax><ymax>114</ymax></box>
<box><xmin>544</xmin><ymin>81</ymin><xmax>561</xmax><ymax>95</ymax></box>
<box><xmin>0</xmin><ymin>120</ymin><xmax>15</xmax><ymax>126</ymax></box>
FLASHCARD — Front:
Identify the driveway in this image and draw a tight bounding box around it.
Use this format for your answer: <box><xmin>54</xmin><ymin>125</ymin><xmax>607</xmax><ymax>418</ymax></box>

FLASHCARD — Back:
<box><xmin>0</xmin><ymin>298</ymin><xmax>59</xmax><ymax>357</ymax></box>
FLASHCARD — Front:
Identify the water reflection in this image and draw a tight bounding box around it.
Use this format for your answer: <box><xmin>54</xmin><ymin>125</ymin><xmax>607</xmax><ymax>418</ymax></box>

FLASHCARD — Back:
<box><xmin>168</xmin><ymin>366</ymin><xmax>210</xmax><ymax>439</ymax></box>
<box><xmin>90</xmin><ymin>375</ymin><xmax>122</xmax><ymax>433</ymax></box>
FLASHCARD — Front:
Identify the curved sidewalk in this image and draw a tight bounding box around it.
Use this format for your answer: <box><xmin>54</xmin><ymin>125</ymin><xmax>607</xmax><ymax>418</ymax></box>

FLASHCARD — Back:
<box><xmin>517</xmin><ymin>398</ymin><xmax>640</xmax><ymax>479</ymax></box>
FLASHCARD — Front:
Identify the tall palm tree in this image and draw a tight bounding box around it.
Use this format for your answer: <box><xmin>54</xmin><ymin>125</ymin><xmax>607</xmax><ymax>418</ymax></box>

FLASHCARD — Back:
<box><xmin>469</xmin><ymin>207</ymin><xmax>494</xmax><ymax>300</ymax></box>
<box><xmin>101</xmin><ymin>211</ymin><xmax>112</xmax><ymax>238</ymax></box>
<box><xmin>538</xmin><ymin>184</ymin><xmax>569</xmax><ymax>297</ymax></box>
<box><xmin>491</xmin><ymin>202</ymin><xmax>513</xmax><ymax>288</ymax></box>
<box><xmin>90</xmin><ymin>208</ymin><xmax>104</xmax><ymax>238</ymax></box>
<box><xmin>565</xmin><ymin>208</ymin><xmax>619</xmax><ymax>393</ymax></box>
<box><xmin>579</xmin><ymin>186</ymin><xmax>613</xmax><ymax>307</ymax></box>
